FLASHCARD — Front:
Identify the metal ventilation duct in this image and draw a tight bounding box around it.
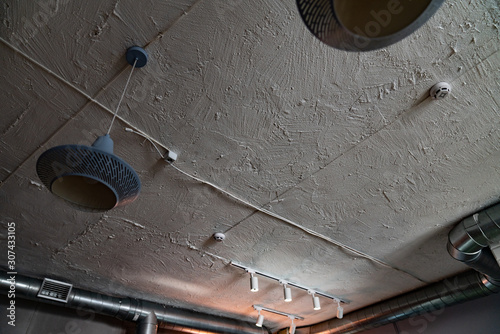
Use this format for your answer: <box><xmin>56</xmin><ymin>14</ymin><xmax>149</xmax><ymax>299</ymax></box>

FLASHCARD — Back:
<box><xmin>302</xmin><ymin>270</ymin><xmax>499</xmax><ymax>334</ymax></box>
<box><xmin>448</xmin><ymin>202</ymin><xmax>500</xmax><ymax>281</ymax></box>
<box><xmin>0</xmin><ymin>272</ymin><xmax>268</xmax><ymax>334</ymax></box>
<box><xmin>296</xmin><ymin>203</ymin><xmax>500</xmax><ymax>334</ymax></box>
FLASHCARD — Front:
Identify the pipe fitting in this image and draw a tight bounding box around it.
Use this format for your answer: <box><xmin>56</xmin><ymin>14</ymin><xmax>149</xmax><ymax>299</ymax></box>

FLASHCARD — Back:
<box><xmin>137</xmin><ymin>312</ymin><xmax>158</xmax><ymax>334</ymax></box>
<box><xmin>447</xmin><ymin>202</ymin><xmax>500</xmax><ymax>279</ymax></box>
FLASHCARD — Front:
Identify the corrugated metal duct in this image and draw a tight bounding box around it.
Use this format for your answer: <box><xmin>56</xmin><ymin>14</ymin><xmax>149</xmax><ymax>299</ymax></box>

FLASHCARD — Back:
<box><xmin>301</xmin><ymin>270</ymin><xmax>498</xmax><ymax>334</ymax></box>
<box><xmin>298</xmin><ymin>202</ymin><xmax>500</xmax><ymax>334</ymax></box>
<box><xmin>0</xmin><ymin>272</ymin><xmax>269</xmax><ymax>334</ymax></box>
<box><xmin>448</xmin><ymin>202</ymin><xmax>500</xmax><ymax>280</ymax></box>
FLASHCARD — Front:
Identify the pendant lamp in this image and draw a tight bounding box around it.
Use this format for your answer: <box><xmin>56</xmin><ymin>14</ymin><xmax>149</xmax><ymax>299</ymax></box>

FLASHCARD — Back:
<box><xmin>36</xmin><ymin>46</ymin><xmax>148</xmax><ymax>212</ymax></box>
<box><xmin>296</xmin><ymin>0</ymin><xmax>445</xmax><ymax>51</ymax></box>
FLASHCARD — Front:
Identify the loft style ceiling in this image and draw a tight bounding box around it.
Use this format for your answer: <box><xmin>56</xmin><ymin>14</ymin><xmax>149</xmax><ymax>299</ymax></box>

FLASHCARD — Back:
<box><xmin>1</xmin><ymin>0</ymin><xmax>500</xmax><ymax>332</ymax></box>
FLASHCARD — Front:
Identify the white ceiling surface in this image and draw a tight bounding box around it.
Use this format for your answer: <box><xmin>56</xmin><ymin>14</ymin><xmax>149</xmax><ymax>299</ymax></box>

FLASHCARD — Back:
<box><xmin>1</xmin><ymin>0</ymin><xmax>500</xmax><ymax>331</ymax></box>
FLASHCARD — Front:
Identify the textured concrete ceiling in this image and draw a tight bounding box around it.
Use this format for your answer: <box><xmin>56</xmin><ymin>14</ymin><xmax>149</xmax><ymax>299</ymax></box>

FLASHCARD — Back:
<box><xmin>1</xmin><ymin>0</ymin><xmax>499</xmax><ymax>332</ymax></box>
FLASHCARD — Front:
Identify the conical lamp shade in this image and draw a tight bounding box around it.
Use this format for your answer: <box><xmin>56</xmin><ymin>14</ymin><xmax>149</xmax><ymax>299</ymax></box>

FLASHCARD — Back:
<box><xmin>296</xmin><ymin>0</ymin><xmax>445</xmax><ymax>51</ymax></box>
<box><xmin>36</xmin><ymin>134</ymin><xmax>141</xmax><ymax>212</ymax></box>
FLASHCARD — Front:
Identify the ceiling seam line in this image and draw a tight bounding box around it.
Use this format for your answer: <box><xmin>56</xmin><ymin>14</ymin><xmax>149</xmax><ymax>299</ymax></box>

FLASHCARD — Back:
<box><xmin>0</xmin><ymin>37</ymin><xmax>128</xmax><ymax>185</ymax></box>
<box><xmin>142</xmin><ymin>0</ymin><xmax>207</xmax><ymax>50</ymax></box>
<box><xmin>447</xmin><ymin>47</ymin><xmax>500</xmax><ymax>85</ymax></box>
<box><xmin>227</xmin><ymin>46</ymin><xmax>500</xmax><ymax>267</ymax></box>
<box><xmin>1</xmin><ymin>15</ymin><xmax>462</xmax><ymax>284</ymax></box>
<box><xmin>0</xmin><ymin>36</ymin><xmax>135</xmax><ymax>120</ymax></box>
<box><xmin>252</xmin><ymin>49</ymin><xmax>500</xmax><ymax>211</ymax></box>
<box><xmin>168</xmin><ymin>163</ymin><xmax>427</xmax><ymax>283</ymax></box>
<box><xmin>0</xmin><ymin>0</ymin><xmax>208</xmax><ymax>150</ymax></box>
<box><xmin>0</xmin><ymin>37</ymin><xmax>173</xmax><ymax>188</ymax></box>
<box><xmin>191</xmin><ymin>47</ymin><xmax>500</xmax><ymax>271</ymax></box>
<box><xmin>1</xmin><ymin>38</ymin><xmax>427</xmax><ymax>283</ymax></box>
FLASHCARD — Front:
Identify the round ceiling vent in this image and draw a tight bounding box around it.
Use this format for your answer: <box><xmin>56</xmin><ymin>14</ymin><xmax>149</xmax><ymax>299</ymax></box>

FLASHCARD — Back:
<box><xmin>296</xmin><ymin>0</ymin><xmax>445</xmax><ymax>51</ymax></box>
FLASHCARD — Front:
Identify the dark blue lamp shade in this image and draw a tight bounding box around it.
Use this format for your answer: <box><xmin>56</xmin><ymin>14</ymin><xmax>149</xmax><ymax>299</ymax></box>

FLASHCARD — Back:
<box><xmin>36</xmin><ymin>134</ymin><xmax>141</xmax><ymax>212</ymax></box>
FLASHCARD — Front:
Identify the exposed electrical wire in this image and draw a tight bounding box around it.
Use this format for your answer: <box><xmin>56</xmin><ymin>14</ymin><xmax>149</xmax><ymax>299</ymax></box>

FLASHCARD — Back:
<box><xmin>0</xmin><ymin>37</ymin><xmax>425</xmax><ymax>282</ymax></box>
<box><xmin>124</xmin><ymin>128</ymin><xmax>164</xmax><ymax>159</ymax></box>
<box><xmin>169</xmin><ymin>163</ymin><xmax>426</xmax><ymax>281</ymax></box>
<box><xmin>121</xmin><ymin>126</ymin><xmax>426</xmax><ymax>282</ymax></box>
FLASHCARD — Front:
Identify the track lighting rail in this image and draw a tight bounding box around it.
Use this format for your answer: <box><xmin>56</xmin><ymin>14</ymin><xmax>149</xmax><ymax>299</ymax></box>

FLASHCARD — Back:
<box><xmin>231</xmin><ymin>261</ymin><xmax>349</xmax><ymax>304</ymax></box>
<box><xmin>253</xmin><ymin>305</ymin><xmax>304</xmax><ymax>320</ymax></box>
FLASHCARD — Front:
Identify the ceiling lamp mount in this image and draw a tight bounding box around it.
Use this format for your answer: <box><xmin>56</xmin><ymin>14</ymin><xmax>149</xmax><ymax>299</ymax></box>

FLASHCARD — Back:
<box><xmin>125</xmin><ymin>46</ymin><xmax>148</xmax><ymax>68</ymax></box>
<box><xmin>36</xmin><ymin>46</ymin><xmax>148</xmax><ymax>212</ymax></box>
<box><xmin>296</xmin><ymin>0</ymin><xmax>445</xmax><ymax>51</ymax></box>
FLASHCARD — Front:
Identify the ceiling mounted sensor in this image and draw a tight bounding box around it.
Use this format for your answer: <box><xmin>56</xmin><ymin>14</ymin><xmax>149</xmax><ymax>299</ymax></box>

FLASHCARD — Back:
<box><xmin>296</xmin><ymin>0</ymin><xmax>445</xmax><ymax>51</ymax></box>
<box><xmin>36</xmin><ymin>46</ymin><xmax>148</xmax><ymax>212</ymax></box>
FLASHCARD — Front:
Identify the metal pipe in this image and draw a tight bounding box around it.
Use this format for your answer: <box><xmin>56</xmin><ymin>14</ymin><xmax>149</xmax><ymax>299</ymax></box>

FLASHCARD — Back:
<box><xmin>447</xmin><ymin>202</ymin><xmax>500</xmax><ymax>280</ymax></box>
<box><xmin>296</xmin><ymin>203</ymin><xmax>500</xmax><ymax>334</ymax></box>
<box><xmin>137</xmin><ymin>311</ymin><xmax>158</xmax><ymax>334</ymax></box>
<box><xmin>304</xmin><ymin>270</ymin><xmax>499</xmax><ymax>334</ymax></box>
<box><xmin>0</xmin><ymin>272</ymin><xmax>268</xmax><ymax>334</ymax></box>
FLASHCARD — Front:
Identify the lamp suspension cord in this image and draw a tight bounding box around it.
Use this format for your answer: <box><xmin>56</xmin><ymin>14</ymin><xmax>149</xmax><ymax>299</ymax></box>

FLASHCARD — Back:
<box><xmin>107</xmin><ymin>57</ymin><xmax>138</xmax><ymax>134</ymax></box>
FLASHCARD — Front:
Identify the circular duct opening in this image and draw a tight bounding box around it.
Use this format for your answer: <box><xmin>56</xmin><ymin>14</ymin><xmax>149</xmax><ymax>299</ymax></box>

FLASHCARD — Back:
<box><xmin>51</xmin><ymin>175</ymin><xmax>118</xmax><ymax>211</ymax></box>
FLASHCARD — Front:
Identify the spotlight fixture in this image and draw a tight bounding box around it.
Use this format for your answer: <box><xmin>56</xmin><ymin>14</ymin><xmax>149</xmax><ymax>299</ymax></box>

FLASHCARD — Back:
<box><xmin>289</xmin><ymin>317</ymin><xmax>296</xmax><ymax>334</ymax></box>
<box><xmin>335</xmin><ymin>299</ymin><xmax>344</xmax><ymax>319</ymax></box>
<box><xmin>309</xmin><ymin>290</ymin><xmax>321</xmax><ymax>310</ymax></box>
<box><xmin>281</xmin><ymin>281</ymin><xmax>292</xmax><ymax>302</ymax></box>
<box><xmin>231</xmin><ymin>262</ymin><xmax>349</xmax><ymax>305</ymax></box>
<box><xmin>313</xmin><ymin>295</ymin><xmax>321</xmax><ymax>310</ymax></box>
<box><xmin>253</xmin><ymin>305</ymin><xmax>303</xmax><ymax>329</ymax></box>
<box><xmin>36</xmin><ymin>46</ymin><xmax>148</xmax><ymax>211</ymax></box>
<box><xmin>255</xmin><ymin>307</ymin><xmax>264</xmax><ymax>327</ymax></box>
<box><xmin>248</xmin><ymin>270</ymin><xmax>259</xmax><ymax>292</ymax></box>
<box><xmin>296</xmin><ymin>0</ymin><xmax>445</xmax><ymax>51</ymax></box>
